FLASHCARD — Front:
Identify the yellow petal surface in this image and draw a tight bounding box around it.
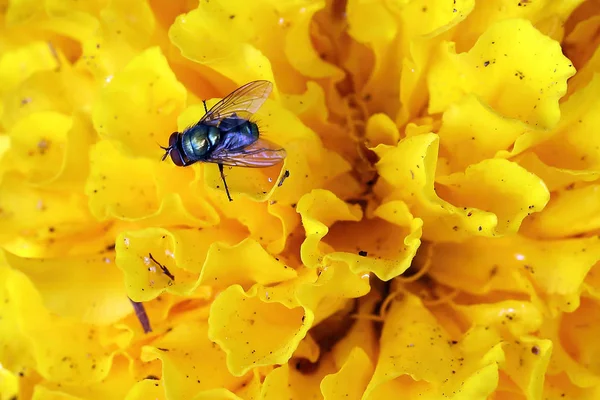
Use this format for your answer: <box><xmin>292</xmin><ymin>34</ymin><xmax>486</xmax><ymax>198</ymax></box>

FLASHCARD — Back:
<box><xmin>374</xmin><ymin>134</ymin><xmax>549</xmax><ymax>241</ymax></box>
<box><xmin>502</xmin><ymin>337</ymin><xmax>553</xmax><ymax>400</ymax></box>
<box><xmin>116</xmin><ymin>226</ymin><xmax>247</xmax><ymax>301</ymax></box>
<box><xmin>36</xmin><ymin>355</ymin><xmax>137</xmax><ymax>400</ymax></box>
<box><xmin>455</xmin><ymin>0</ymin><xmax>583</xmax><ymax>47</ymax></box>
<box><xmin>541</xmin><ymin>299</ymin><xmax>600</xmax><ymax>387</ymax></box>
<box><xmin>0</xmin><ymin>41</ymin><xmax>60</xmax><ymax>98</ymax></box>
<box><xmin>435</xmin><ymin>158</ymin><xmax>550</xmax><ymax>235</ymax></box>
<box><xmin>514</xmin><ymin>152</ymin><xmax>600</xmax><ymax>193</ymax></box>
<box><xmin>325</xmin><ymin>200</ymin><xmax>423</xmax><ymax>281</ymax></box>
<box><xmin>3</xmin><ymin>1</ymin><xmax>600</xmax><ymax>399</ymax></box>
<box><xmin>437</xmin><ymin>95</ymin><xmax>532</xmax><ymax>173</ymax></box>
<box><xmin>320</xmin><ymin>346</ymin><xmax>373</xmax><ymax>400</ymax></box>
<box><xmin>142</xmin><ymin>320</ymin><xmax>248</xmax><ymax>400</ymax></box>
<box><xmin>428</xmin><ymin>235</ymin><xmax>600</xmax><ymax>312</ymax></box>
<box><xmin>363</xmin><ymin>294</ymin><xmax>503</xmax><ymax>399</ymax></box>
<box><xmin>0</xmin><ymin>173</ymin><xmax>95</xmax><ymax>243</ymax></box>
<box><xmin>92</xmin><ymin>46</ymin><xmax>186</xmax><ymax>158</ymax></box>
<box><xmin>428</xmin><ymin>19</ymin><xmax>575</xmax><ymax>129</ymax></box>
<box><xmin>3</xmin><ymin>250</ymin><xmax>131</xmax><ymax>326</ymax></box>
<box><xmin>208</xmin><ymin>283</ymin><xmax>307</xmax><ymax>377</ymax></box>
<box><xmin>0</xmin><ymin>267</ymin><xmax>117</xmax><ymax>385</ymax></box>
<box><xmin>124</xmin><ymin>379</ymin><xmax>166</xmax><ymax>400</ymax></box>
<box><xmin>168</xmin><ymin>2</ymin><xmax>276</xmax><ymax>87</ymax></box>
<box><xmin>533</xmin><ymin>73</ymin><xmax>600</xmax><ymax>170</ymax></box>
<box><xmin>5</xmin><ymin>112</ymin><xmax>70</xmax><ymax>184</ymax></box>
<box><xmin>86</xmin><ymin>140</ymin><xmax>218</xmax><ymax>226</ymax></box>
<box><xmin>297</xmin><ymin>189</ymin><xmax>362</xmax><ymax>269</ymax></box>
<box><xmin>521</xmin><ymin>183</ymin><xmax>600</xmax><ymax>239</ymax></box>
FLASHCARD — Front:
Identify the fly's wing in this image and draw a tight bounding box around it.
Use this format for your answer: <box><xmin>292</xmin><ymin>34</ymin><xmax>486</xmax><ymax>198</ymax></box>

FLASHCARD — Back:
<box><xmin>200</xmin><ymin>81</ymin><xmax>273</xmax><ymax>130</ymax></box>
<box><xmin>204</xmin><ymin>138</ymin><xmax>286</xmax><ymax>168</ymax></box>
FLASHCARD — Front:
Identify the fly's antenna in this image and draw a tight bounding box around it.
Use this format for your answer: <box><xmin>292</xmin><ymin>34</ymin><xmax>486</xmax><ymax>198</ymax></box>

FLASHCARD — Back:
<box><xmin>157</xmin><ymin>141</ymin><xmax>171</xmax><ymax>161</ymax></box>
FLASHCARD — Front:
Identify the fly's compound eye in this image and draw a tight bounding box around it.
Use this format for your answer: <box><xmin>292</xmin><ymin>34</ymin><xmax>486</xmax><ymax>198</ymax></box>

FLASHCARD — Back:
<box><xmin>170</xmin><ymin>147</ymin><xmax>186</xmax><ymax>166</ymax></box>
<box><xmin>168</xmin><ymin>132</ymin><xmax>179</xmax><ymax>147</ymax></box>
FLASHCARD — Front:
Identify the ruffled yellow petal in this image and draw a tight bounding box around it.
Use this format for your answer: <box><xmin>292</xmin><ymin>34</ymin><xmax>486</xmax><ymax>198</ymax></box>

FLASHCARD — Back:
<box><xmin>564</xmin><ymin>18</ymin><xmax>600</xmax><ymax>95</ymax></box>
<box><xmin>435</xmin><ymin>158</ymin><xmax>550</xmax><ymax>235</ymax></box>
<box><xmin>258</xmin><ymin>355</ymin><xmax>338</xmax><ymax>399</ymax></box>
<box><xmin>428</xmin><ymin>19</ymin><xmax>575</xmax><ymax>129</ymax></box>
<box><xmin>92</xmin><ymin>46</ymin><xmax>186</xmax><ymax>158</ymax></box>
<box><xmin>124</xmin><ymin>379</ymin><xmax>166</xmax><ymax>400</ymax></box>
<box><xmin>85</xmin><ymin>140</ymin><xmax>160</xmax><ymax>220</ymax></box>
<box><xmin>86</xmin><ymin>140</ymin><xmax>218</xmax><ymax>225</ymax></box>
<box><xmin>37</xmin><ymin>355</ymin><xmax>137</xmax><ymax>400</ymax></box>
<box><xmin>0</xmin><ymin>41</ymin><xmax>60</xmax><ymax>98</ymax></box>
<box><xmin>168</xmin><ymin>2</ymin><xmax>276</xmax><ymax>87</ymax></box>
<box><xmin>522</xmin><ymin>183</ymin><xmax>600</xmax><ymax>239</ymax></box>
<box><xmin>208</xmin><ymin>283</ymin><xmax>308</xmax><ymax>377</ymax></box>
<box><xmin>281</xmin><ymin>1</ymin><xmax>344</xmax><ymax>82</ymax></box>
<box><xmin>7</xmin><ymin>112</ymin><xmax>71</xmax><ymax>183</ymax></box>
<box><xmin>437</xmin><ymin>95</ymin><xmax>532</xmax><ymax>173</ymax></box>
<box><xmin>32</xmin><ymin>386</ymin><xmax>84</xmax><ymax>400</ymax></box>
<box><xmin>514</xmin><ymin>152</ymin><xmax>600</xmax><ymax>193</ymax></box>
<box><xmin>320</xmin><ymin>347</ymin><xmax>373</xmax><ymax>400</ymax></box>
<box><xmin>456</xmin><ymin>0</ymin><xmax>582</xmax><ymax>47</ymax></box>
<box><xmin>503</xmin><ymin>337</ymin><xmax>553</xmax><ymax>399</ymax></box>
<box><xmin>375</xmin><ymin>133</ymin><xmax>549</xmax><ymax>241</ymax></box>
<box><xmin>429</xmin><ymin>235</ymin><xmax>600</xmax><ymax>313</ymax></box>
<box><xmin>142</xmin><ymin>320</ymin><xmax>248</xmax><ymax>399</ymax></box>
<box><xmin>298</xmin><ymin>189</ymin><xmax>363</xmax><ymax>269</ymax></box>
<box><xmin>0</xmin><ymin>173</ymin><xmax>95</xmax><ymax>246</ymax></box>
<box><xmin>3</xmin><ymin>250</ymin><xmax>131</xmax><ymax>325</ymax></box>
<box><xmin>329</xmin><ymin>293</ymin><xmax>379</xmax><ymax>365</ymax></box>
<box><xmin>363</xmin><ymin>294</ymin><xmax>503</xmax><ymax>399</ymax></box>
<box><xmin>296</xmin><ymin>260</ymin><xmax>370</xmax><ymax>325</ymax></box>
<box><xmin>0</xmin><ymin>267</ymin><xmax>116</xmax><ymax>385</ymax></box>
<box><xmin>116</xmin><ymin>224</ymin><xmax>298</xmax><ymax>303</ymax></box>
<box><xmin>365</xmin><ymin>113</ymin><xmax>400</xmax><ymax>148</ymax></box>
<box><xmin>456</xmin><ymin>300</ymin><xmax>543</xmax><ymax>337</ymax></box>
<box><xmin>199</xmin><ymin>238</ymin><xmax>297</xmax><ymax>289</ymax></box>
<box><xmin>0</xmin><ymin>362</ymin><xmax>20</xmax><ymax>400</ymax></box>
<box><xmin>324</xmin><ymin>200</ymin><xmax>423</xmax><ymax>281</ymax></box>
<box><xmin>280</xmin><ymin>82</ymin><xmax>355</xmax><ymax>165</ymax></box>
<box><xmin>3</xmin><ymin>1</ymin><xmax>600</xmax><ymax>398</ymax></box>
<box><xmin>208</xmin><ymin>257</ymin><xmax>371</xmax><ymax>377</ymax></box>
<box><xmin>534</xmin><ymin>73</ymin><xmax>600</xmax><ymax>170</ymax></box>
<box><xmin>541</xmin><ymin>300</ymin><xmax>600</xmax><ymax>387</ymax></box>
<box><xmin>74</xmin><ymin>0</ymin><xmax>157</xmax><ymax>82</ymax></box>
<box><xmin>544</xmin><ymin>373</ymin><xmax>600</xmax><ymax>399</ymax></box>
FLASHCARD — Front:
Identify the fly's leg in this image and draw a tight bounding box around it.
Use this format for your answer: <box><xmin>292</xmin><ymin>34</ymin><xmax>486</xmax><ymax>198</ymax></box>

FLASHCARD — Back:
<box><xmin>203</xmin><ymin>100</ymin><xmax>208</xmax><ymax>113</ymax></box>
<box><xmin>218</xmin><ymin>163</ymin><xmax>233</xmax><ymax>201</ymax></box>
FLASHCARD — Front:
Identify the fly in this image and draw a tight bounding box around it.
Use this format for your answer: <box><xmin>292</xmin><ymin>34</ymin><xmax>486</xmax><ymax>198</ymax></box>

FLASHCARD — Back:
<box><xmin>160</xmin><ymin>80</ymin><xmax>286</xmax><ymax>201</ymax></box>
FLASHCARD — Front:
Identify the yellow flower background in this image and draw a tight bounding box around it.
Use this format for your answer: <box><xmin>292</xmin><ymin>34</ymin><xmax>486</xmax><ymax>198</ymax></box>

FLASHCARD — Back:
<box><xmin>1</xmin><ymin>0</ymin><xmax>600</xmax><ymax>398</ymax></box>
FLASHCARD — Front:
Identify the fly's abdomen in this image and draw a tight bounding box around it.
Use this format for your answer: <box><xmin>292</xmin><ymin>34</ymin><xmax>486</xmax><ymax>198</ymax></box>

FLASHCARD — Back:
<box><xmin>243</xmin><ymin>121</ymin><xmax>260</xmax><ymax>141</ymax></box>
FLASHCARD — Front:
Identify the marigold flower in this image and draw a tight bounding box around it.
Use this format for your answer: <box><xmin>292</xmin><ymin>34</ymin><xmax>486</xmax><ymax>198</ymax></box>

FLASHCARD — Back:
<box><xmin>1</xmin><ymin>0</ymin><xmax>600</xmax><ymax>399</ymax></box>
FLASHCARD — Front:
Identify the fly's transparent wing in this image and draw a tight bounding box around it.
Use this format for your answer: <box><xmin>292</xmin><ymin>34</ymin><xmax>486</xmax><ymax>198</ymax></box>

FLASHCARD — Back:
<box><xmin>204</xmin><ymin>138</ymin><xmax>286</xmax><ymax>168</ymax></box>
<box><xmin>200</xmin><ymin>81</ymin><xmax>273</xmax><ymax>129</ymax></box>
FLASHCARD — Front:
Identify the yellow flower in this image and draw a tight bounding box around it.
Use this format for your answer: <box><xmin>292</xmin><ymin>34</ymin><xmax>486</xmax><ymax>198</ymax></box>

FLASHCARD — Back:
<box><xmin>1</xmin><ymin>0</ymin><xmax>600</xmax><ymax>399</ymax></box>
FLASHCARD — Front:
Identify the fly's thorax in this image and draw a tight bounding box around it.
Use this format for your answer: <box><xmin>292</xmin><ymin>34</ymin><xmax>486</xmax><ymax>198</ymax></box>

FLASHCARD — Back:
<box><xmin>207</xmin><ymin>126</ymin><xmax>221</xmax><ymax>147</ymax></box>
<box><xmin>181</xmin><ymin>124</ymin><xmax>215</xmax><ymax>159</ymax></box>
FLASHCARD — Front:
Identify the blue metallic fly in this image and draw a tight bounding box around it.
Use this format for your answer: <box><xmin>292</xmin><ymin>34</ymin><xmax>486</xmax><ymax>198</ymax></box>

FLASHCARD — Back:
<box><xmin>160</xmin><ymin>80</ymin><xmax>286</xmax><ymax>201</ymax></box>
